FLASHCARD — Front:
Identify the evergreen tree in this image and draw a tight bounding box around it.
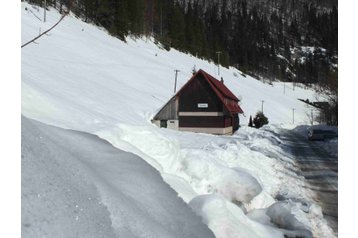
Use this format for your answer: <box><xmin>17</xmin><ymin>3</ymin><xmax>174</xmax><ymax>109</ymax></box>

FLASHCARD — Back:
<box><xmin>115</xmin><ymin>0</ymin><xmax>129</xmax><ymax>40</ymax></box>
<box><xmin>253</xmin><ymin>111</ymin><xmax>269</xmax><ymax>129</ymax></box>
<box><xmin>168</xmin><ymin>3</ymin><xmax>185</xmax><ymax>50</ymax></box>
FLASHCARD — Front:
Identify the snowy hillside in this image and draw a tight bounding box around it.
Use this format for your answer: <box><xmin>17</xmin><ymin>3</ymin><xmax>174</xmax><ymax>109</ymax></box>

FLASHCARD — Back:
<box><xmin>22</xmin><ymin>3</ymin><xmax>335</xmax><ymax>238</ymax></box>
<box><xmin>22</xmin><ymin>5</ymin><xmax>318</xmax><ymax>129</ymax></box>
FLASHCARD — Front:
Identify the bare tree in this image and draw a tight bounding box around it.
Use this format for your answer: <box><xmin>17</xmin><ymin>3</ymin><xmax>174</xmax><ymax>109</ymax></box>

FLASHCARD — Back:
<box><xmin>315</xmin><ymin>71</ymin><xmax>338</xmax><ymax>125</ymax></box>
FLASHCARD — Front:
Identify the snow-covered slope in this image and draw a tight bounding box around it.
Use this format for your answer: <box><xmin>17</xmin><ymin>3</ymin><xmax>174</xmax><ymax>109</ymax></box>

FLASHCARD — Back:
<box><xmin>21</xmin><ymin>3</ymin><xmax>335</xmax><ymax>238</ymax></box>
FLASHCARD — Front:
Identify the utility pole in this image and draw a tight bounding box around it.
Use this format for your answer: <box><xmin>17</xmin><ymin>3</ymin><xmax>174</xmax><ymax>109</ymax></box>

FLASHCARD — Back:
<box><xmin>216</xmin><ymin>51</ymin><xmax>222</xmax><ymax>76</ymax></box>
<box><xmin>174</xmin><ymin>70</ymin><xmax>180</xmax><ymax>93</ymax></box>
<box><xmin>311</xmin><ymin>109</ymin><xmax>314</xmax><ymax>125</ymax></box>
<box><xmin>292</xmin><ymin>108</ymin><xmax>295</xmax><ymax>124</ymax></box>
<box><xmin>292</xmin><ymin>78</ymin><xmax>295</xmax><ymax>91</ymax></box>
<box><xmin>44</xmin><ymin>0</ymin><xmax>46</xmax><ymax>22</ymax></box>
<box><xmin>261</xmin><ymin>100</ymin><xmax>264</xmax><ymax>113</ymax></box>
<box><xmin>283</xmin><ymin>82</ymin><xmax>286</xmax><ymax>94</ymax></box>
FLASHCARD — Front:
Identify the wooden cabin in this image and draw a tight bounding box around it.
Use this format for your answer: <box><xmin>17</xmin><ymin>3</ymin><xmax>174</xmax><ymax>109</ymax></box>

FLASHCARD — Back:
<box><xmin>152</xmin><ymin>69</ymin><xmax>244</xmax><ymax>135</ymax></box>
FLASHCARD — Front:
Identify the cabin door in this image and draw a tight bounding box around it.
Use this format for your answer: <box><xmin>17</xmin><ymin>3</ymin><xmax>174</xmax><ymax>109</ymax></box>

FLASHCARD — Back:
<box><xmin>160</xmin><ymin>120</ymin><xmax>167</xmax><ymax>128</ymax></box>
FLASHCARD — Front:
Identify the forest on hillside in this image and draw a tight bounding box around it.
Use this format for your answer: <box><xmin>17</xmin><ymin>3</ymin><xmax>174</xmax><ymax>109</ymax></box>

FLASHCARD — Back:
<box><xmin>26</xmin><ymin>0</ymin><xmax>337</xmax><ymax>83</ymax></box>
<box><xmin>25</xmin><ymin>0</ymin><xmax>338</xmax><ymax>124</ymax></box>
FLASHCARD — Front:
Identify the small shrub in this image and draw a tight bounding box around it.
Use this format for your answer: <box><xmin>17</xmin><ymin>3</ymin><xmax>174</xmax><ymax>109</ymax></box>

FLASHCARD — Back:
<box><xmin>253</xmin><ymin>111</ymin><xmax>269</xmax><ymax>128</ymax></box>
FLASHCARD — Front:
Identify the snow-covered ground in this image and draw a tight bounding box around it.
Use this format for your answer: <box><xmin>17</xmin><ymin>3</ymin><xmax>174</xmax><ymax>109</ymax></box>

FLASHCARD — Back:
<box><xmin>21</xmin><ymin>3</ymin><xmax>336</xmax><ymax>238</ymax></box>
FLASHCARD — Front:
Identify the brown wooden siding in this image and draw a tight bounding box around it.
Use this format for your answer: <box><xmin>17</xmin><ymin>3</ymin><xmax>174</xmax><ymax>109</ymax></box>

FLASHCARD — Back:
<box><xmin>178</xmin><ymin>74</ymin><xmax>223</xmax><ymax>113</ymax></box>
<box><xmin>153</xmin><ymin>96</ymin><xmax>178</xmax><ymax>120</ymax></box>
<box><xmin>224</xmin><ymin>117</ymin><xmax>232</xmax><ymax>127</ymax></box>
<box><xmin>179</xmin><ymin>116</ymin><xmax>225</xmax><ymax>128</ymax></box>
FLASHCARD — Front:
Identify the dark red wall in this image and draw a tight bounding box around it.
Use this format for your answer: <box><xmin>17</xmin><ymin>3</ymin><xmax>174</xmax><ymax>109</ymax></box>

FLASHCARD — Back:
<box><xmin>179</xmin><ymin>74</ymin><xmax>223</xmax><ymax>112</ymax></box>
<box><xmin>179</xmin><ymin>116</ymin><xmax>225</xmax><ymax>128</ymax></box>
<box><xmin>177</xmin><ymin>73</ymin><xmax>239</xmax><ymax>132</ymax></box>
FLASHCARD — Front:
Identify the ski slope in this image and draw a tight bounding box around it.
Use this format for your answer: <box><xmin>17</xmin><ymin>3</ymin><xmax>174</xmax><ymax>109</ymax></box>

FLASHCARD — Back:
<box><xmin>21</xmin><ymin>3</ymin><xmax>335</xmax><ymax>238</ymax></box>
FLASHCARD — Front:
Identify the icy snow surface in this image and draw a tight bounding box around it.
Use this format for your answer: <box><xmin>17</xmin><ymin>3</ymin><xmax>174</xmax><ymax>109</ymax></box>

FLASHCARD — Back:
<box><xmin>22</xmin><ymin>3</ymin><xmax>335</xmax><ymax>238</ymax></box>
<box><xmin>293</xmin><ymin>125</ymin><xmax>338</xmax><ymax>158</ymax></box>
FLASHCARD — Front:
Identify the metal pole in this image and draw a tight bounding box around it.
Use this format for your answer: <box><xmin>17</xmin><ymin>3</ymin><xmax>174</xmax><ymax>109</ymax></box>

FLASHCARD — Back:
<box><xmin>216</xmin><ymin>51</ymin><xmax>222</xmax><ymax>76</ymax></box>
<box><xmin>311</xmin><ymin>109</ymin><xmax>314</xmax><ymax>125</ymax></box>
<box><xmin>44</xmin><ymin>0</ymin><xmax>46</xmax><ymax>22</ymax></box>
<box><xmin>292</xmin><ymin>78</ymin><xmax>295</xmax><ymax>91</ymax></box>
<box><xmin>283</xmin><ymin>82</ymin><xmax>286</xmax><ymax>94</ymax></box>
<box><xmin>292</xmin><ymin>108</ymin><xmax>295</xmax><ymax>124</ymax></box>
<box><xmin>261</xmin><ymin>100</ymin><xmax>264</xmax><ymax>113</ymax></box>
<box><xmin>174</xmin><ymin>70</ymin><xmax>180</xmax><ymax>93</ymax></box>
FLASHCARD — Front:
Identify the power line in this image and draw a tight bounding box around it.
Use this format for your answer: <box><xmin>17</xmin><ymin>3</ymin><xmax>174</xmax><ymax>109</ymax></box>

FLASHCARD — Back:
<box><xmin>22</xmin><ymin>1</ymin><xmax>73</xmax><ymax>48</ymax></box>
<box><xmin>22</xmin><ymin>13</ymin><xmax>67</xmax><ymax>48</ymax></box>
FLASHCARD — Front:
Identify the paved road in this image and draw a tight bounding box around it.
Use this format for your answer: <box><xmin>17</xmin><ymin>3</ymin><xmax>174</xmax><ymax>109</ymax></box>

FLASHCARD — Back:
<box><xmin>280</xmin><ymin>130</ymin><xmax>338</xmax><ymax>235</ymax></box>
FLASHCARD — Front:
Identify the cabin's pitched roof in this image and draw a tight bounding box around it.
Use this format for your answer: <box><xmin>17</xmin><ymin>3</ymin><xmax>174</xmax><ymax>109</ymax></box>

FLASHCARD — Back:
<box><xmin>176</xmin><ymin>69</ymin><xmax>243</xmax><ymax>114</ymax></box>
<box><xmin>202</xmin><ymin>70</ymin><xmax>238</xmax><ymax>101</ymax></box>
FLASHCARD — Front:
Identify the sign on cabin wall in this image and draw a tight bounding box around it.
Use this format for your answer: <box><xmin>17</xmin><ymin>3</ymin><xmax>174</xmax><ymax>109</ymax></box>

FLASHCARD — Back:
<box><xmin>197</xmin><ymin>103</ymin><xmax>208</xmax><ymax>108</ymax></box>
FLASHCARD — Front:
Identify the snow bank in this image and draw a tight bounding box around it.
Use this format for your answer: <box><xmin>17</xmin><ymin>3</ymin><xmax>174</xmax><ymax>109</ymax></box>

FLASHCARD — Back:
<box><xmin>189</xmin><ymin>194</ymin><xmax>285</xmax><ymax>238</ymax></box>
<box><xmin>247</xmin><ymin>199</ymin><xmax>336</xmax><ymax>238</ymax></box>
<box><xmin>247</xmin><ymin>201</ymin><xmax>330</xmax><ymax>238</ymax></box>
<box><xmin>22</xmin><ymin>116</ymin><xmax>214</xmax><ymax>238</ymax></box>
<box><xmin>182</xmin><ymin>149</ymin><xmax>262</xmax><ymax>203</ymax></box>
<box><xmin>22</xmin><ymin>119</ymin><xmax>116</xmax><ymax>238</ymax></box>
<box><xmin>96</xmin><ymin>122</ymin><xmax>335</xmax><ymax>237</ymax></box>
<box><xmin>97</xmin><ymin>124</ymin><xmax>264</xmax><ymax>204</ymax></box>
<box><xmin>266</xmin><ymin>202</ymin><xmax>312</xmax><ymax>238</ymax></box>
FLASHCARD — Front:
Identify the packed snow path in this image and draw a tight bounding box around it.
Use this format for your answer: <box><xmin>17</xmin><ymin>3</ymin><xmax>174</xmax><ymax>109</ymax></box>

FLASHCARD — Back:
<box><xmin>280</xmin><ymin>131</ymin><xmax>338</xmax><ymax>235</ymax></box>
